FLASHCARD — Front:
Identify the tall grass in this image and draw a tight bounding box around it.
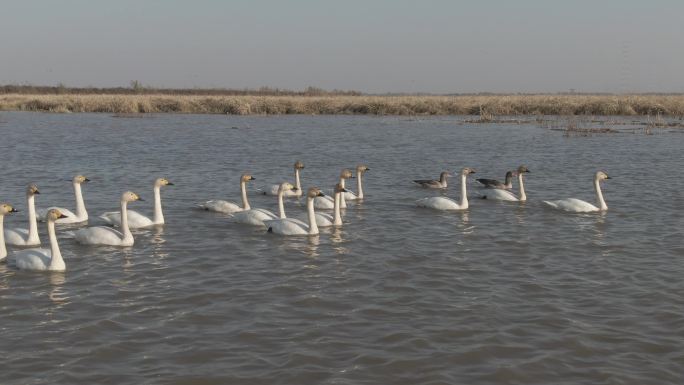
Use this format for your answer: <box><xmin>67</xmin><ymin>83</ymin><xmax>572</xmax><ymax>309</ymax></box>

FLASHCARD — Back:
<box><xmin>1</xmin><ymin>94</ymin><xmax>684</xmax><ymax>116</ymax></box>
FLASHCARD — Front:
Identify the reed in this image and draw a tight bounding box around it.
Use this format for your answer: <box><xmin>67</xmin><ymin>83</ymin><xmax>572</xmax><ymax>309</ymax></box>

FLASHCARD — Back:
<box><xmin>2</xmin><ymin>93</ymin><xmax>684</xmax><ymax>116</ymax></box>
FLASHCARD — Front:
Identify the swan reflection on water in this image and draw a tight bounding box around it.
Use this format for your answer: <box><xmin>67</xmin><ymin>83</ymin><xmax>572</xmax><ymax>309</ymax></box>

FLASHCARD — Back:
<box><xmin>47</xmin><ymin>272</ymin><xmax>69</xmax><ymax>308</ymax></box>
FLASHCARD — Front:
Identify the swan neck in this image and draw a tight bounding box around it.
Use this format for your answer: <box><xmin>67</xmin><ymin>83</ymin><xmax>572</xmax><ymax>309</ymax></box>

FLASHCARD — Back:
<box><xmin>240</xmin><ymin>181</ymin><xmax>250</xmax><ymax>210</ymax></box>
<box><xmin>0</xmin><ymin>215</ymin><xmax>6</xmax><ymax>260</ymax></box>
<box><xmin>307</xmin><ymin>197</ymin><xmax>319</xmax><ymax>235</ymax></box>
<box><xmin>153</xmin><ymin>186</ymin><xmax>164</xmax><ymax>224</ymax></box>
<box><xmin>294</xmin><ymin>169</ymin><xmax>302</xmax><ymax>195</ymax></box>
<box><xmin>518</xmin><ymin>174</ymin><xmax>527</xmax><ymax>202</ymax></box>
<box><xmin>595</xmin><ymin>179</ymin><xmax>607</xmax><ymax>210</ymax></box>
<box><xmin>120</xmin><ymin>200</ymin><xmax>132</xmax><ymax>240</ymax></box>
<box><xmin>278</xmin><ymin>189</ymin><xmax>286</xmax><ymax>218</ymax></box>
<box><xmin>339</xmin><ymin>178</ymin><xmax>347</xmax><ymax>208</ymax></box>
<box><xmin>460</xmin><ymin>174</ymin><xmax>469</xmax><ymax>209</ymax></box>
<box><xmin>47</xmin><ymin>220</ymin><xmax>64</xmax><ymax>270</ymax></box>
<box><xmin>333</xmin><ymin>191</ymin><xmax>342</xmax><ymax>226</ymax></box>
<box><xmin>73</xmin><ymin>182</ymin><xmax>87</xmax><ymax>219</ymax></box>
<box><xmin>356</xmin><ymin>173</ymin><xmax>364</xmax><ymax>199</ymax></box>
<box><xmin>504</xmin><ymin>174</ymin><xmax>522</xmax><ymax>188</ymax></box>
<box><xmin>27</xmin><ymin>194</ymin><xmax>40</xmax><ymax>243</ymax></box>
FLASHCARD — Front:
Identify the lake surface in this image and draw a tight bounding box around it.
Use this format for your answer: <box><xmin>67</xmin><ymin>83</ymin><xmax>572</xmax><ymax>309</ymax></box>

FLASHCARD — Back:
<box><xmin>0</xmin><ymin>112</ymin><xmax>683</xmax><ymax>385</ymax></box>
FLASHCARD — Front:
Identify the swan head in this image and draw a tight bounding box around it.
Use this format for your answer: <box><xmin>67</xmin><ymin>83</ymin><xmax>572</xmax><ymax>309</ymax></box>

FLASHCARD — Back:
<box><xmin>26</xmin><ymin>183</ymin><xmax>40</xmax><ymax>196</ymax></box>
<box><xmin>340</xmin><ymin>169</ymin><xmax>354</xmax><ymax>179</ymax></box>
<box><xmin>307</xmin><ymin>187</ymin><xmax>325</xmax><ymax>198</ymax></box>
<box><xmin>439</xmin><ymin>171</ymin><xmax>452</xmax><ymax>180</ymax></box>
<box><xmin>595</xmin><ymin>171</ymin><xmax>611</xmax><ymax>181</ymax></box>
<box><xmin>294</xmin><ymin>161</ymin><xmax>305</xmax><ymax>170</ymax></box>
<box><xmin>515</xmin><ymin>166</ymin><xmax>530</xmax><ymax>176</ymax></box>
<box><xmin>73</xmin><ymin>175</ymin><xmax>90</xmax><ymax>184</ymax></box>
<box><xmin>461</xmin><ymin>167</ymin><xmax>476</xmax><ymax>176</ymax></box>
<box><xmin>356</xmin><ymin>164</ymin><xmax>370</xmax><ymax>174</ymax></box>
<box><xmin>0</xmin><ymin>203</ymin><xmax>19</xmax><ymax>216</ymax></box>
<box><xmin>334</xmin><ymin>183</ymin><xmax>349</xmax><ymax>194</ymax></box>
<box><xmin>45</xmin><ymin>208</ymin><xmax>68</xmax><ymax>222</ymax></box>
<box><xmin>278</xmin><ymin>182</ymin><xmax>298</xmax><ymax>193</ymax></box>
<box><xmin>155</xmin><ymin>178</ymin><xmax>174</xmax><ymax>187</ymax></box>
<box><xmin>240</xmin><ymin>174</ymin><xmax>255</xmax><ymax>183</ymax></box>
<box><xmin>121</xmin><ymin>191</ymin><xmax>143</xmax><ymax>203</ymax></box>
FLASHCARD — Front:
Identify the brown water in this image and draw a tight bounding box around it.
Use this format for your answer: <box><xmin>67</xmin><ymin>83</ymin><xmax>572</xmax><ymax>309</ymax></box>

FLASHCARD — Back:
<box><xmin>0</xmin><ymin>112</ymin><xmax>683</xmax><ymax>384</ymax></box>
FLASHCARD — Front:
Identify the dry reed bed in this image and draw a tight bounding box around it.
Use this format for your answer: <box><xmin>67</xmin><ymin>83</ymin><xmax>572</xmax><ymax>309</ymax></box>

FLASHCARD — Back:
<box><xmin>1</xmin><ymin>94</ymin><xmax>684</xmax><ymax>116</ymax></box>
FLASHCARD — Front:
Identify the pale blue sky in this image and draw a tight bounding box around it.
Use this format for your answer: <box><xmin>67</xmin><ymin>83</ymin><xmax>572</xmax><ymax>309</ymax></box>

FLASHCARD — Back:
<box><xmin>1</xmin><ymin>0</ymin><xmax>682</xmax><ymax>93</ymax></box>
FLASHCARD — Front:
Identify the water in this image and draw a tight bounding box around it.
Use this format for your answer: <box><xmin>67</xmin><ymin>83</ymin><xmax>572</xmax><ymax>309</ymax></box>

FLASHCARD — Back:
<box><xmin>1</xmin><ymin>112</ymin><xmax>683</xmax><ymax>384</ymax></box>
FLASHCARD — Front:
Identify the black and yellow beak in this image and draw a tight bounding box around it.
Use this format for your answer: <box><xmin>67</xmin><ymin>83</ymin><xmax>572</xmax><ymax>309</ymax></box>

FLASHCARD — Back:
<box><xmin>84</xmin><ymin>178</ymin><xmax>91</xmax><ymax>182</ymax></box>
<box><xmin>10</xmin><ymin>208</ymin><xmax>19</xmax><ymax>213</ymax></box>
<box><xmin>167</xmin><ymin>182</ymin><xmax>174</xmax><ymax>186</ymax></box>
<box><xmin>138</xmin><ymin>197</ymin><xmax>146</xmax><ymax>202</ymax></box>
<box><xmin>317</xmin><ymin>191</ymin><xmax>325</xmax><ymax>197</ymax></box>
<box><xmin>58</xmin><ymin>213</ymin><xmax>67</xmax><ymax>219</ymax></box>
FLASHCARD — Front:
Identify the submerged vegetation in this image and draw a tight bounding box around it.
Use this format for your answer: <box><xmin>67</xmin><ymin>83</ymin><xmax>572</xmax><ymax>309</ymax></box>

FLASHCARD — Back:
<box><xmin>1</xmin><ymin>86</ymin><xmax>684</xmax><ymax>116</ymax></box>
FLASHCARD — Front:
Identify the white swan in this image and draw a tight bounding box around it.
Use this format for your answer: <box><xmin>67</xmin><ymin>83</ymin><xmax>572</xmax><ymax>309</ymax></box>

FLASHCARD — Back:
<box><xmin>414</xmin><ymin>171</ymin><xmax>451</xmax><ymax>189</ymax></box>
<box><xmin>100</xmin><ymin>178</ymin><xmax>173</xmax><ymax>228</ymax></box>
<box><xmin>231</xmin><ymin>182</ymin><xmax>282</xmax><ymax>226</ymax></box>
<box><xmin>14</xmin><ymin>209</ymin><xmax>68</xmax><ymax>271</ymax></box>
<box><xmin>263</xmin><ymin>161</ymin><xmax>304</xmax><ymax>197</ymax></box>
<box><xmin>416</xmin><ymin>168</ymin><xmax>476</xmax><ymax>210</ymax></box>
<box><xmin>344</xmin><ymin>164</ymin><xmax>370</xmax><ymax>200</ymax></box>
<box><xmin>0</xmin><ymin>203</ymin><xmax>19</xmax><ymax>262</ymax></box>
<box><xmin>477</xmin><ymin>171</ymin><xmax>514</xmax><ymax>189</ymax></box>
<box><xmin>481</xmin><ymin>166</ymin><xmax>530</xmax><ymax>201</ymax></box>
<box><xmin>315</xmin><ymin>183</ymin><xmax>347</xmax><ymax>227</ymax></box>
<box><xmin>4</xmin><ymin>184</ymin><xmax>41</xmax><ymax>246</ymax></box>
<box><xmin>198</xmin><ymin>174</ymin><xmax>255</xmax><ymax>213</ymax></box>
<box><xmin>314</xmin><ymin>169</ymin><xmax>353</xmax><ymax>209</ymax></box>
<box><xmin>264</xmin><ymin>187</ymin><xmax>325</xmax><ymax>235</ymax></box>
<box><xmin>73</xmin><ymin>191</ymin><xmax>142</xmax><ymax>246</ymax></box>
<box><xmin>37</xmin><ymin>175</ymin><xmax>90</xmax><ymax>224</ymax></box>
<box><xmin>544</xmin><ymin>171</ymin><xmax>611</xmax><ymax>213</ymax></box>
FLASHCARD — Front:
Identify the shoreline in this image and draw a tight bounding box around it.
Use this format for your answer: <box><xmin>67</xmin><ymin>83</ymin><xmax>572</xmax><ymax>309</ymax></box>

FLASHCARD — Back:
<box><xmin>2</xmin><ymin>94</ymin><xmax>684</xmax><ymax>116</ymax></box>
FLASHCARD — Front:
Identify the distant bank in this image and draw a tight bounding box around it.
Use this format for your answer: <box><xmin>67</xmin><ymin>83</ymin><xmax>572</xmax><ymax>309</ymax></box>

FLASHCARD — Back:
<box><xmin>1</xmin><ymin>92</ymin><xmax>683</xmax><ymax>116</ymax></box>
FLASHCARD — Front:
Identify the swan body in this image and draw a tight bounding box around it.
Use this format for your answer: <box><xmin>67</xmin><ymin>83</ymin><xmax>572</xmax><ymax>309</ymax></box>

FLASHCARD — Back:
<box><xmin>0</xmin><ymin>204</ymin><xmax>20</xmax><ymax>262</ymax></box>
<box><xmin>414</xmin><ymin>171</ymin><xmax>451</xmax><ymax>189</ymax></box>
<box><xmin>481</xmin><ymin>166</ymin><xmax>530</xmax><ymax>202</ymax></box>
<box><xmin>231</xmin><ymin>180</ymin><xmax>281</xmax><ymax>226</ymax></box>
<box><xmin>314</xmin><ymin>168</ymin><xmax>353</xmax><ymax>209</ymax></box>
<box><xmin>37</xmin><ymin>175</ymin><xmax>90</xmax><ymax>224</ymax></box>
<box><xmin>14</xmin><ymin>209</ymin><xmax>68</xmax><ymax>271</ymax></box>
<box><xmin>544</xmin><ymin>171</ymin><xmax>610</xmax><ymax>213</ymax></box>
<box><xmin>198</xmin><ymin>174</ymin><xmax>254</xmax><ymax>213</ymax></box>
<box><xmin>265</xmin><ymin>187</ymin><xmax>325</xmax><ymax>235</ymax></box>
<box><xmin>73</xmin><ymin>191</ymin><xmax>142</xmax><ymax>246</ymax></box>
<box><xmin>263</xmin><ymin>161</ymin><xmax>304</xmax><ymax>197</ymax></box>
<box><xmin>477</xmin><ymin>171</ymin><xmax>514</xmax><ymax>190</ymax></box>
<box><xmin>417</xmin><ymin>168</ymin><xmax>475</xmax><ymax>210</ymax></box>
<box><xmin>5</xmin><ymin>184</ymin><xmax>41</xmax><ymax>246</ymax></box>
<box><xmin>481</xmin><ymin>189</ymin><xmax>519</xmax><ymax>201</ymax></box>
<box><xmin>101</xmin><ymin>178</ymin><xmax>173</xmax><ymax>228</ymax></box>
<box><xmin>344</xmin><ymin>164</ymin><xmax>369</xmax><ymax>200</ymax></box>
<box><xmin>232</xmin><ymin>209</ymin><xmax>278</xmax><ymax>226</ymax></box>
<box><xmin>315</xmin><ymin>183</ymin><xmax>347</xmax><ymax>227</ymax></box>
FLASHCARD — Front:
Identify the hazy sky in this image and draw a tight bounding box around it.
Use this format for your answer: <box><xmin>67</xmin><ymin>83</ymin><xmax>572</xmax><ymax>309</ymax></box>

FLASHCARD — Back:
<box><xmin>1</xmin><ymin>0</ymin><xmax>683</xmax><ymax>93</ymax></box>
